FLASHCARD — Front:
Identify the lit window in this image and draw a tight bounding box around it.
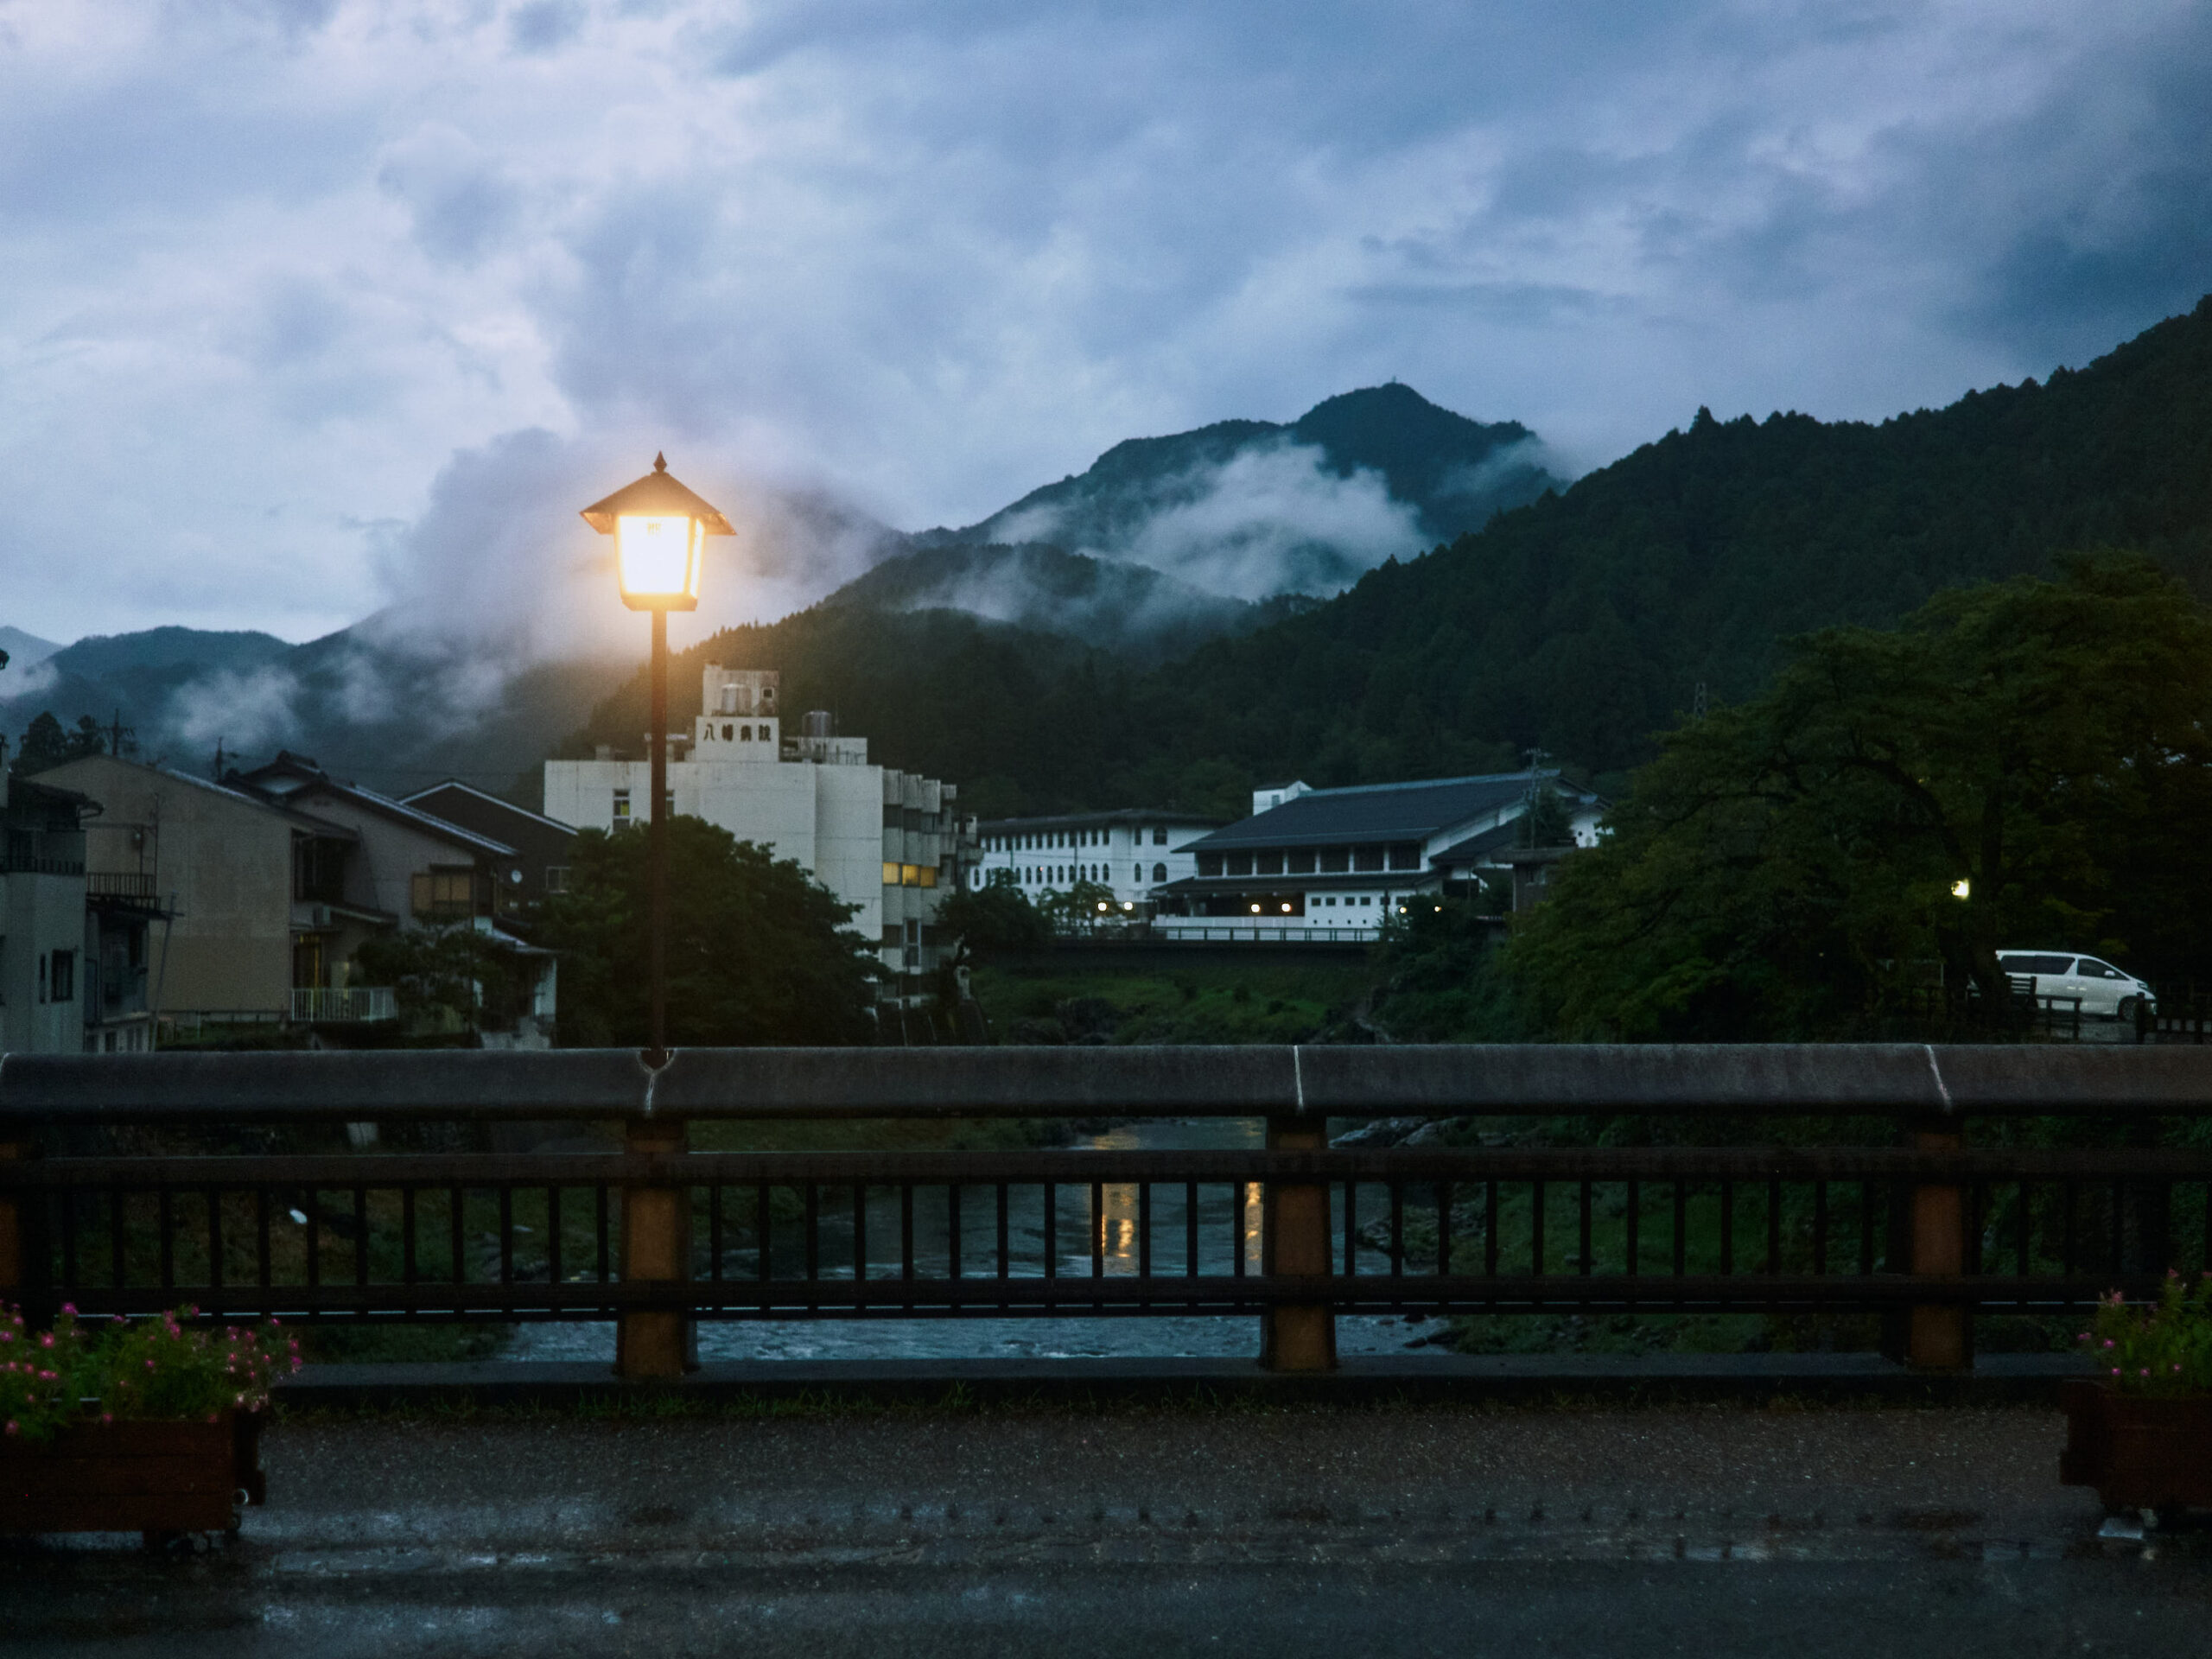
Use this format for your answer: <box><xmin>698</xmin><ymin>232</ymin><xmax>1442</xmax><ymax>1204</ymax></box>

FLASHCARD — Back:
<box><xmin>882</xmin><ymin>861</ymin><xmax>901</xmax><ymax>886</ymax></box>
<box><xmin>612</xmin><ymin>789</ymin><xmax>631</xmax><ymax>822</ymax></box>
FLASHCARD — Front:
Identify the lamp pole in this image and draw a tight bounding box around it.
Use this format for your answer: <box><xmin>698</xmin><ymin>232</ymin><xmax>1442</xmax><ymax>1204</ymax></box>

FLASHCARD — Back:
<box><xmin>647</xmin><ymin>606</ymin><xmax>671</xmax><ymax>1065</ymax></box>
<box><xmin>581</xmin><ymin>454</ymin><xmax>734</xmax><ymax>1381</ymax></box>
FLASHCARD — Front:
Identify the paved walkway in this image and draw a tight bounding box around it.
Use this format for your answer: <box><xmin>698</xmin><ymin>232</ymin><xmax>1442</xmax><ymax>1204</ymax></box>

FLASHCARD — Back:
<box><xmin>3</xmin><ymin>1403</ymin><xmax>2206</xmax><ymax>1656</ymax></box>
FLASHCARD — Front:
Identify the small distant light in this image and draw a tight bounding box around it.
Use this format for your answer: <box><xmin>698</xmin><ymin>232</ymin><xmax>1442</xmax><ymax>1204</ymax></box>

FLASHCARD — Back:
<box><xmin>1122</xmin><ymin>900</ymin><xmax>1134</xmax><ymax>912</ymax></box>
<box><xmin>1249</xmin><ymin>904</ymin><xmax>1262</xmax><ymax>914</ymax></box>
<box><xmin>288</xmin><ymin>1209</ymin><xmax>308</xmax><ymax>1225</ymax></box>
<box><xmin>1096</xmin><ymin>900</ymin><xmax>1109</xmax><ymax>912</ymax></box>
<box><xmin>1951</xmin><ymin>879</ymin><xmax>1971</xmax><ymax>899</ymax></box>
<box><xmin>1433</xmin><ymin>905</ymin><xmax>1442</xmax><ymax>912</ymax></box>
<box><xmin>1281</xmin><ymin>903</ymin><xmax>1292</xmax><ymax>913</ymax></box>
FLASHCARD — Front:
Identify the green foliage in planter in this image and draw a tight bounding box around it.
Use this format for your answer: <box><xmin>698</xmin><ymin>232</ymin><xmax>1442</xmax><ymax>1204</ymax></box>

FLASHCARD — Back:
<box><xmin>2085</xmin><ymin>1273</ymin><xmax>2212</xmax><ymax>1397</ymax></box>
<box><xmin>0</xmin><ymin>1303</ymin><xmax>300</xmax><ymax>1443</ymax></box>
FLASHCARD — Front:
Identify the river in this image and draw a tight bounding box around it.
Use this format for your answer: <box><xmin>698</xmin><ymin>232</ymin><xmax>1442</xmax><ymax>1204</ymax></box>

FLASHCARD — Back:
<box><xmin>502</xmin><ymin>1118</ymin><xmax>1451</xmax><ymax>1363</ymax></box>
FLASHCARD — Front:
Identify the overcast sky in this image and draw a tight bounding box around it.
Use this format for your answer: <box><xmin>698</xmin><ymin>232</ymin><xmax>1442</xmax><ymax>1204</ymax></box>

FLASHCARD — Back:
<box><xmin>3</xmin><ymin>0</ymin><xmax>2208</xmax><ymax>648</ymax></box>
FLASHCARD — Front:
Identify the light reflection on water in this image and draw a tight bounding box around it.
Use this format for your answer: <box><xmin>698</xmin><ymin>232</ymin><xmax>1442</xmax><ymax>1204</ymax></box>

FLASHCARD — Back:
<box><xmin>502</xmin><ymin>1118</ymin><xmax>1446</xmax><ymax>1363</ymax></box>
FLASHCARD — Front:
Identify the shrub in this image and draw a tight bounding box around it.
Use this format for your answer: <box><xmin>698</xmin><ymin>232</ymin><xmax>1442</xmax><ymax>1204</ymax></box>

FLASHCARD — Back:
<box><xmin>2082</xmin><ymin>1273</ymin><xmax>2212</xmax><ymax>1396</ymax></box>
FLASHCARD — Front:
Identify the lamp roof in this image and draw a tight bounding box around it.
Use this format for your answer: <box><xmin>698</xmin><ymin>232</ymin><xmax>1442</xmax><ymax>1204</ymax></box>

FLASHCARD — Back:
<box><xmin>579</xmin><ymin>454</ymin><xmax>735</xmax><ymax>536</ymax></box>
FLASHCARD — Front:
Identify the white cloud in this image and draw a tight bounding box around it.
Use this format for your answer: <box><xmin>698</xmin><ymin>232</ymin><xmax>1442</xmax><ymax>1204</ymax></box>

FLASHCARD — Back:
<box><xmin>0</xmin><ymin>0</ymin><xmax>2202</xmax><ymax>645</ymax></box>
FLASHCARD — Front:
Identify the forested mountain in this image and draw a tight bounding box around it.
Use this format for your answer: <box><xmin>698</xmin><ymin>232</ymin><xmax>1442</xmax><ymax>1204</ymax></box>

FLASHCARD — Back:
<box><xmin>917</xmin><ymin>383</ymin><xmax>1560</xmax><ymax>594</ymax></box>
<box><xmin>562</xmin><ymin>296</ymin><xmax>2212</xmax><ymax>817</ymax></box>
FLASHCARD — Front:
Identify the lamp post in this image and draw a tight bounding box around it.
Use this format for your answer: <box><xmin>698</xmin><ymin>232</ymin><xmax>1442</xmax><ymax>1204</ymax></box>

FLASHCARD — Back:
<box><xmin>581</xmin><ymin>454</ymin><xmax>732</xmax><ymax>1382</ymax></box>
<box><xmin>580</xmin><ymin>454</ymin><xmax>734</xmax><ymax>1066</ymax></box>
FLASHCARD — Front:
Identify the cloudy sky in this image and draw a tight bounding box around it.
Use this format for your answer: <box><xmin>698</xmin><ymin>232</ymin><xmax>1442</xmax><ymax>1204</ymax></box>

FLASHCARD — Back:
<box><xmin>3</xmin><ymin>0</ymin><xmax>2208</xmax><ymax>649</ymax></box>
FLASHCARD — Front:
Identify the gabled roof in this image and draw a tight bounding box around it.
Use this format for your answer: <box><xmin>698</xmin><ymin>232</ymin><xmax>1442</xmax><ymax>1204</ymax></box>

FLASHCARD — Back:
<box><xmin>400</xmin><ymin>779</ymin><xmax>579</xmax><ymax>837</ymax></box>
<box><xmin>230</xmin><ymin>753</ymin><xmax>516</xmax><ymax>859</ymax></box>
<box><xmin>1191</xmin><ymin>771</ymin><xmax>1594</xmax><ymax>850</ymax></box>
<box><xmin>1429</xmin><ymin>819</ymin><xmax>1523</xmax><ymax>867</ymax></box>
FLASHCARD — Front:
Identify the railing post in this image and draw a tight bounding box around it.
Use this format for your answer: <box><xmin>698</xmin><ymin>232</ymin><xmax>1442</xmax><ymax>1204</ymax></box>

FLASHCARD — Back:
<box><xmin>0</xmin><ymin>1141</ymin><xmax>51</xmax><ymax>1325</ymax></box>
<box><xmin>1260</xmin><ymin>1116</ymin><xmax>1336</xmax><ymax>1372</ymax></box>
<box><xmin>1904</xmin><ymin>1122</ymin><xmax>1971</xmax><ymax>1370</ymax></box>
<box><xmin>615</xmin><ymin>1116</ymin><xmax>692</xmax><ymax>1379</ymax></box>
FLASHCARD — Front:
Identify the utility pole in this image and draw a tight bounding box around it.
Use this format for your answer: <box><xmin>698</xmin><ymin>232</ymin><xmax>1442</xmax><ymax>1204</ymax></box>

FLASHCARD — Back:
<box><xmin>212</xmin><ymin>738</ymin><xmax>225</xmax><ymax>782</ymax></box>
<box><xmin>107</xmin><ymin>709</ymin><xmax>134</xmax><ymax>758</ymax></box>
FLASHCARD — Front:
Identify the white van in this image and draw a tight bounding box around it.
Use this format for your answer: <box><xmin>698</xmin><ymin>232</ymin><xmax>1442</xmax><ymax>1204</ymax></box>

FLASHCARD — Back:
<box><xmin>1994</xmin><ymin>951</ymin><xmax>2157</xmax><ymax>1020</ymax></box>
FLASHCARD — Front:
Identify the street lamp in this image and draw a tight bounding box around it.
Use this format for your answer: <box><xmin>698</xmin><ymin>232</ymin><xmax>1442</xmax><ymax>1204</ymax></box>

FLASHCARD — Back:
<box><xmin>581</xmin><ymin>454</ymin><xmax>734</xmax><ymax>1065</ymax></box>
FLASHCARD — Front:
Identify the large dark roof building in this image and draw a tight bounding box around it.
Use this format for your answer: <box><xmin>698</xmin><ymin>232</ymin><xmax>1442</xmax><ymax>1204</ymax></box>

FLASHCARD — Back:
<box><xmin>1156</xmin><ymin>772</ymin><xmax>1603</xmax><ymax>938</ymax></box>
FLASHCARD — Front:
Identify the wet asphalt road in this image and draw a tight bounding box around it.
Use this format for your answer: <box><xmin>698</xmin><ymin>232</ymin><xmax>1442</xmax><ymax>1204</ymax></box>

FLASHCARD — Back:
<box><xmin>3</xmin><ymin>1404</ymin><xmax>2207</xmax><ymax>1656</ymax></box>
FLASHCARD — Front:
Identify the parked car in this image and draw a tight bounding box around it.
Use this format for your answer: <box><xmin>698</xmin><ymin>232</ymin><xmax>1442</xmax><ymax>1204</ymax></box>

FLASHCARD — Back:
<box><xmin>1994</xmin><ymin>950</ymin><xmax>2157</xmax><ymax>1020</ymax></box>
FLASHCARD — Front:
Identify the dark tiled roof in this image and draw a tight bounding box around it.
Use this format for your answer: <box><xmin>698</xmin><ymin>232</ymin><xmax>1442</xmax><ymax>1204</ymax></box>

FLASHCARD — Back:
<box><xmin>1430</xmin><ymin>819</ymin><xmax>1522</xmax><ymax>866</ymax></box>
<box><xmin>1192</xmin><ymin>772</ymin><xmax>1584</xmax><ymax>850</ymax></box>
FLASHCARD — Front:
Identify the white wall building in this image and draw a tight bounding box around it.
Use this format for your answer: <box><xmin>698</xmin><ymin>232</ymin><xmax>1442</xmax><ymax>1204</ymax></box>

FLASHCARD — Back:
<box><xmin>970</xmin><ymin>810</ymin><xmax>1223</xmax><ymax>914</ymax></box>
<box><xmin>543</xmin><ymin>667</ymin><xmax>972</xmax><ymax>995</ymax></box>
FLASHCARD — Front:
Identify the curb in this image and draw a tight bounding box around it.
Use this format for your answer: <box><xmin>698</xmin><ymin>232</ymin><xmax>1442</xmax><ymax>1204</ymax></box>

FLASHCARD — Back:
<box><xmin>277</xmin><ymin>1352</ymin><xmax>2095</xmax><ymax>1410</ymax></box>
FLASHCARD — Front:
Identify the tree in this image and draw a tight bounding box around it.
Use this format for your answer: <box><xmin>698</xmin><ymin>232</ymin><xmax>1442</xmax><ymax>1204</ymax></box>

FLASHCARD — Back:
<box><xmin>932</xmin><ymin>872</ymin><xmax>1052</xmax><ymax>959</ymax></box>
<box><xmin>1508</xmin><ymin>555</ymin><xmax>2212</xmax><ymax>1039</ymax></box>
<box><xmin>534</xmin><ymin>819</ymin><xmax>882</xmax><ymax>1047</ymax></box>
<box><xmin>11</xmin><ymin>711</ymin><xmax>105</xmax><ymax>778</ymax></box>
<box><xmin>1035</xmin><ymin>877</ymin><xmax>1122</xmax><ymax>937</ymax></box>
<box><xmin>350</xmin><ymin>925</ymin><xmax>524</xmax><ymax>1035</ymax></box>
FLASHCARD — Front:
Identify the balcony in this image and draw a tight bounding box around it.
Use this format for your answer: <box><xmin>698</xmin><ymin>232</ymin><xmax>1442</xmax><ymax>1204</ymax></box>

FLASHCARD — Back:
<box><xmin>289</xmin><ymin>986</ymin><xmax>398</xmax><ymax>1024</ymax></box>
<box><xmin>86</xmin><ymin>870</ymin><xmax>159</xmax><ymax>905</ymax></box>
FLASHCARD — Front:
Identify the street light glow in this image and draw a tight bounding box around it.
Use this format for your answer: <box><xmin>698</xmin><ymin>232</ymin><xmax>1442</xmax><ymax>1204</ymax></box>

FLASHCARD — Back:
<box><xmin>580</xmin><ymin>453</ymin><xmax>734</xmax><ymax>613</ymax></box>
<box><xmin>1952</xmin><ymin>879</ymin><xmax>1971</xmax><ymax>899</ymax></box>
<box><xmin>614</xmin><ymin>514</ymin><xmax>702</xmax><ymax>606</ymax></box>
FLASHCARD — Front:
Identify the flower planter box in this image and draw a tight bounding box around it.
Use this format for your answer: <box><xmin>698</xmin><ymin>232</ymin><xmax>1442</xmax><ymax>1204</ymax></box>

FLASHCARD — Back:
<box><xmin>2058</xmin><ymin>1381</ymin><xmax>2212</xmax><ymax>1512</ymax></box>
<box><xmin>0</xmin><ymin>1411</ymin><xmax>264</xmax><ymax>1539</ymax></box>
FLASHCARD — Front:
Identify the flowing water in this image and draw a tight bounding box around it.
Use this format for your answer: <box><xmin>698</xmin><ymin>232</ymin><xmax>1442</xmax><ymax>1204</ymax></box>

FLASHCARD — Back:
<box><xmin>503</xmin><ymin>1118</ymin><xmax>1450</xmax><ymax>1363</ymax></box>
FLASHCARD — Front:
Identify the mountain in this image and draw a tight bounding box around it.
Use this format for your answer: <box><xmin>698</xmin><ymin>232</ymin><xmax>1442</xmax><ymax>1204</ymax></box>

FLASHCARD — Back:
<box><xmin>816</xmin><ymin>541</ymin><xmax>1320</xmax><ymax>665</ymax></box>
<box><xmin>916</xmin><ymin>384</ymin><xmax>1561</xmax><ymax>597</ymax></box>
<box><xmin>1</xmin><ymin>620</ymin><xmax>626</xmax><ymax>801</ymax></box>
<box><xmin>559</xmin><ymin>296</ymin><xmax>2212</xmax><ymax>816</ymax></box>
<box><xmin>0</xmin><ymin>626</ymin><xmax>63</xmax><ymax>671</ymax></box>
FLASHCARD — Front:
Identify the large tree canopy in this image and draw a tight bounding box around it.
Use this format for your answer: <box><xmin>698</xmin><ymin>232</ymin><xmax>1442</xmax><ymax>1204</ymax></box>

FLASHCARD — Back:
<box><xmin>536</xmin><ymin>819</ymin><xmax>882</xmax><ymax>1048</ymax></box>
<box><xmin>1508</xmin><ymin>554</ymin><xmax>2212</xmax><ymax>1039</ymax></box>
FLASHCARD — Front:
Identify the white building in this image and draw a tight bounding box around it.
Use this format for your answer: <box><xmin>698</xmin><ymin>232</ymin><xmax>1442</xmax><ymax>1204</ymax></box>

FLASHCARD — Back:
<box><xmin>970</xmin><ymin>809</ymin><xmax>1223</xmax><ymax>914</ymax></box>
<box><xmin>543</xmin><ymin>667</ymin><xmax>972</xmax><ymax>995</ymax></box>
<box><xmin>1155</xmin><ymin>772</ymin><xmax>1605</xmax><ymax>941</ymax></box>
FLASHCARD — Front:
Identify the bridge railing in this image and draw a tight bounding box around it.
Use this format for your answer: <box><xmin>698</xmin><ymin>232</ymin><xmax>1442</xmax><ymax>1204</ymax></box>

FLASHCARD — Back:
<box><xmin>1</xmin><ymin>1045</ymin><xmax>2209</xmax><ymax>1376</ymax></box>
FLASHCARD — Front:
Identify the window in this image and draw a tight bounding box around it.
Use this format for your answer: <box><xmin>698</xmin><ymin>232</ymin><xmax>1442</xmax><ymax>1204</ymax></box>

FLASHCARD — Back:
<box><xmin>1255</xmin><ymin>850</ymin><xmax>1282</xmax><ymax>875</ymax></box>
<box><xmin>1198</xmin><ymin>853</ymin><xmax>1224</xmax><ymax>879</ymax></box>
<box><xmin>2078</xmin><ymin>959</ymin><xmax>2126</xmax><ymax>979</ymax></box>
<box><xmin>1153</xmin><ymin>828</ymin><xmax>1166</xmax><ymax>845</ymax></box>
<box><xmin>1287</xmin><ymin>849</ymin><xmax>1316</xmax><ymax>874</ymax></box>
<box><xmin>883</xmin><ymin>861</ymin><xmax>902</xmax><ymax>887</ymax></box>
<box><xmin>1353</xmin><ymin>847</ymin><xmax>1385</xmax><ymax>872</ymax></box>
<box><xmin>612</xmin><ymin>788</ymin><xmax>632</xmax><ymax>823</ymax></box>
<box><xmin>412</xmin><ymin>868</ymin><xmax>478</xmax><ymax>920</ymax></box>
<box><xmin>1225</xmin><ymin>853</ymin><xmax>1253</xmax><ymax>877</ymax></box>
<box><xmin>48</xmin><ymin>949</ymin><xmax>75</xmax><ymax>1003</ymax></box>
<box><xmin>545</xmin><ymin>867</ymin><xmax>570</xmax><ymax>893</ymax></box>
<box><xmin>1320</xmin><ymin>848</ymin><xmax>1349</xmax><ymax>873</ymax></box>
<box><xmin>1152</xmin><ymin>862</ymin><xmax>1166</xmax><ymax>882</ymax></box>
<box><xmin>1388</xmin><ymin>842</ymin><xmax>1421</xmax><ymax>871</ymax></box>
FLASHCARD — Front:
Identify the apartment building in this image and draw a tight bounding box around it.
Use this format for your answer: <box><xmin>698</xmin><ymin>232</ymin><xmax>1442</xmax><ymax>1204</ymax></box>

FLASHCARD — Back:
<box><xmin>542</xmin><ymin>667</ymin><xmax>974</xmax><ymax>995</ymax></box>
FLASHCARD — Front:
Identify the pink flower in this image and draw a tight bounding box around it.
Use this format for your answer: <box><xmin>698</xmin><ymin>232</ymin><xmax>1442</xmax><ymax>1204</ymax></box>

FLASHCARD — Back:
<box><xmin>144</xmin><ymin>1358</ymin><xmax>156</xmax><ymax>1370</ymax></box>
<box><xmin>2102</xmin><ymin>1339</ymin><xmax>2115</xmax><ymax>1349</ymax></box>
<box><xmin>60</xmin><ymin>1304</ymin><xmax>75</xmax><ymax>1317</ymax></box>
<box><xmin>3</xmin><ymin>1422</ymin><xmax>14</xmax><ymax>1437</ymax></box>
<box><xmin>99</xmin><ymin>1413</ymin><xmax>111</xmax><ymax>1425</ymax></box>
<box><xmin>39</xmin><ymin>1334</ymin><xmax>53</xmax><ymax>1349</ymax></box>
<box><xmin>2112</xmin><ymin>1367</ymin><xmax>2122</xmax><ymax>1375</ymax></box>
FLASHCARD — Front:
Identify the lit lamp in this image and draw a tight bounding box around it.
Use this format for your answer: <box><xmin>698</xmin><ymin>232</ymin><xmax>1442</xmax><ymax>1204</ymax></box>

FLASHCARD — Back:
<box><xmin>581</xmin><ymin>454</ymin><xmax>734</xmax><ymax>1065</ymax></box>
<box><xmin>582</xmin><ymin>455</ymin><xmax>730</xmax><ymax>1385</ymax></box>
